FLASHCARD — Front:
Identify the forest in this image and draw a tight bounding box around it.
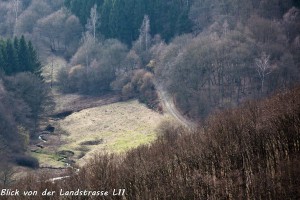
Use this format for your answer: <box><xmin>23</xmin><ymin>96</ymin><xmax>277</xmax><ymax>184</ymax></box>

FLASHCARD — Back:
<box><xmin>0</xmin><ymin>0</ymin><xmax>299</xmax><ymax>199</ymax></box>
<box><xmin>59</xmin><ymin>0</ymin><xmax>300</xmax><ymax>118</ymax></box>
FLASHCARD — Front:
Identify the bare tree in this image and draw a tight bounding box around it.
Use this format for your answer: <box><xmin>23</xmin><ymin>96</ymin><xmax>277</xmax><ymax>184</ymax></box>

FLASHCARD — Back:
<box><xmin>36</xmin><ymin>9</ymin><xmax>67</xmax><ymax>51</ymax></box>
<box><xmin>86</xmin><ymin>4</ymin><xmax>99</xmax><ymax>41</ymax></box>
<box><xmin>0</xmin><ymin>163</ymin><xmax>16</xmax><ymax>186</ymax></box>
<box><xmin>139</xmin><ymin>15</ymin><xmax>151</xmax><ymax>51</ymax></box>
<box><xmin>12</xmin><ymin>0</ymin><xmax>20</xmax><ymax>24</ymax></box>
<box><xmin>255</xmin><ymin>52</ymin><xmax>272</xmax><ymax>93</ymax></box>
<box><xmin>131</xmin><ymin>15</ymin><xmax>152</xmax><ymax>66</ymax></box>
<box><xmin>222</xmin><ymin>20</ymin><xmax>229</xmax><ymax>36</ymax></box>
<box><xmin>81</xmin><ymin>32</ymin><xmax>94</xmax><ymax>70</ymax></box>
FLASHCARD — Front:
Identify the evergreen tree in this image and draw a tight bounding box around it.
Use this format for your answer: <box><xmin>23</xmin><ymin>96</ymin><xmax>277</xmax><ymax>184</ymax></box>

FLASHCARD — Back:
<box><xmin>0</xmin><ymin>50</ymin><xmax>3</xmax><ymax>73</ymax></box>
<box><xmin>13</xmin><ymin>37</ymin><xmax>21</xmax><ymax>72</ymax></box>
<box><xmin>133</xmin><ymin>0</ymin><xmax>146</xmax><ymax>40</ymax></box>
<box><xmin>13</xmin><ymin>37</ymin><xmax>19</xmax><ymax>55</ymax></box>
<box><xmin>100</xmin><ymin>0</ymin><xmax>112</xmax><ymax>37</ymax></box>
<box><xmin>5</xmin><ymin>40</ymin><xmax>18</xmax><ymax>75</ymax></box>
<box><xmin>109</xmin><ymin>0</ymin><xmax>121</xmax><ymax>38</ymax></box>
<box><xmin>18</xmin><ymin>36</ymin><xmax>30</xmax><ymax>72</ymax></box>
<box><xmin>176</xmin><ymin>8</ymin><xmax>192</xmax><ymax>35</ymax></box>
<box><xmin>0</xmin><ymin>42</ymin><xmax>8</xmax><ymax>74</ymax></box>
<box><xmin>0</xmin><ymin>36</ymin><xmax>41</xmax><ymax>75</ymax></box>
<box><xmin>27</xmin><ymin>41</ymin><xmax>41</xmax><ymax>74</ymax></box>
<box><xmin>122</xmin><ymin>0</ymin><xmax>135</xmax><ymax>43</ymax></box>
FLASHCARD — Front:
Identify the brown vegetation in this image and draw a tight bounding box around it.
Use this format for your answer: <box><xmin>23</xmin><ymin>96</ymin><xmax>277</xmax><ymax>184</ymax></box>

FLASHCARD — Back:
<box><xmin>9</xmin><ymin>86</ymin><xmax>300</xmax><ymax>199</ymax></box>
<box><xmin>112</xmin><ymin>69</ymin><xmax>159</xmax><ymax>109</ymax></box>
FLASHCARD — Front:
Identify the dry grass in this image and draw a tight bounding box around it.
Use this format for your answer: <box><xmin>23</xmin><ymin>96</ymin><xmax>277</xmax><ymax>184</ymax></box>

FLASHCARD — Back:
<box><xmin>58</xmin><ymin>100</ymin><xmax>171</xmax><ymax>165</ymax></box>
<box><xmin>51</xmin><ymin>89</ymin><xmax>120</xmax><ymax>114</ymax></box>
<box><xmin>35</xmin><ymin>57</ymin><xmax>171</xmax><ymax>167</ymax></box>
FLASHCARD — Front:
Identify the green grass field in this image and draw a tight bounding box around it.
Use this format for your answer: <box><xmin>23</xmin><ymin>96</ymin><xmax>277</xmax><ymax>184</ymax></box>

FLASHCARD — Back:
<box><xmin>57</xmin><ymin>100</ymin><xmax>171</xmax><ymax>166</ymax></box>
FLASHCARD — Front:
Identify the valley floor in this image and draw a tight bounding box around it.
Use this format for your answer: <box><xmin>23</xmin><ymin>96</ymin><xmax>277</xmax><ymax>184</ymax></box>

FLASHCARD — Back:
<box><xmin>24</xmin><ymin>56</ymin><xmax>180</xmax><ymax>179</ymax></box>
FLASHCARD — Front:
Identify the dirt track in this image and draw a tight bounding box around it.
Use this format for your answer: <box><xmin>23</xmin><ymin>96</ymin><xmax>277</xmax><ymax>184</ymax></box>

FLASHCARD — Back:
<box><xmin>155</xmin><ymin>84</ymin><xmax>196</xmax><ymax>128</ymax></box>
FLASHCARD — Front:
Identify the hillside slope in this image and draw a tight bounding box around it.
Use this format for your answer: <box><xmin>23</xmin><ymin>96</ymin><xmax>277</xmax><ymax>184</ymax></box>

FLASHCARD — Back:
<box><xmin>15</xmin><ymin>86</ymin><xmax>300</xmax><ymax>199</ymax></box>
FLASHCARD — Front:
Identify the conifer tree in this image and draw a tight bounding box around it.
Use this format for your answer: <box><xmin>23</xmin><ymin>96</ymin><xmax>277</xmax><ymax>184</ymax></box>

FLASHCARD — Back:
<box><xmin>13</xmin><ymin>37</ymin><xmax>21</xmax><ymax>72</ymax></box>
<box><xmin>27</xmin><ymin>41</ymin><xmax>41</xmax><ymax>74</ymax></box>
<box><xmin>109</xmin><ymin>0</ymin><xmax>121</xmax><ymax>38</ymax></box>
<box><xmin>100</xmin><ymin>0</ymin><xmax>112</xmax><ymax>37</ymax></box>
<box><xmin>13</xmin><ymin>37</ymin><xmax>19</xmax><ymax>54</ymax></box>
<box><xmin>0</xmin><ymin>36</ymin><xmax>41</xmax><ymax>75</ymax></box>
<box><xmin>0</xmin><ymin>43</ymin><xmax>8</xmax><ymax>74</ymax></box>
<box><xmin>18</xmin><ymin>36</ymin><xmax>29</xmax><ymax>72</ymax></box>
<box><xmin>0</xmin><ymin>50</ymin><xmax>3</xmax><ymax>73</ymax></box>
<box><xmin>5</xmin><ymin>40</ymin><xmax>18</xmax><ymax>75</ymax></box>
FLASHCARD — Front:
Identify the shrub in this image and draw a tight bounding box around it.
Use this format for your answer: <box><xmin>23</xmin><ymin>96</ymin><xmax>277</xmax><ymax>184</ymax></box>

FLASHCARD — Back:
<box><xmin>116</xmin><ymin>69</ymin><xmax>159</xmax><ymax>109</ymax></box>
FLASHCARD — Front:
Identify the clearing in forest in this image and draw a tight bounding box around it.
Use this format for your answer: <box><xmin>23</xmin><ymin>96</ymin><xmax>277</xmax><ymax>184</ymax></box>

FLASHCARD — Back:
<box><xmin>58</xmin><ymin>100</ymin><xmax>170</xmax><ymax>165</ymax></box>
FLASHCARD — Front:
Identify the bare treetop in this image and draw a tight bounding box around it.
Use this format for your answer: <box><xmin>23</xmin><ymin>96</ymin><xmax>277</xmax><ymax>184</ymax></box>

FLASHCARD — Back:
<box><xmin>86</xmin><ymin>4</ymin><xmax>99</xmax><ymax>41</ymax></box>
<box><xmin>255</xmin><ymin>52</ymin><xmax>272</xmax><ymax>92</ymax></box>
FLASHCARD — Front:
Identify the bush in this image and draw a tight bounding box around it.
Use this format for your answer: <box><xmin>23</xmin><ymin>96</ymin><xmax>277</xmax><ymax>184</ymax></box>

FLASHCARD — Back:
<box><xmin>115</xmin><ymin>69</ymin><xmax>159</xmax><ymax>109</ymax></box>
<box><xmin>57</xmin><ymin>39</ymin><xmax>128</xmax><ymax>95</ymax></box>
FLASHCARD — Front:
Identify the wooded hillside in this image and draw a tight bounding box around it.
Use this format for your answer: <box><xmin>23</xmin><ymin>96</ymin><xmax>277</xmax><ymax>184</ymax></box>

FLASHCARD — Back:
<box><xmin>0</xmin><ymin>0</ymin><xmax>299</xmax><ymax>196</ymax></box>
<box><xmin>11</xmin><ymin>86</ymin><xmax>300</xmax><ymax>199</ymax></box>
<box><xmin>64</xmin><ymin>0</ymin><xmax>192</xmax><ymax>45</ymax></box>
<box><xmin>0</xmin><ymin>35</ymin><xmax>50</xmax><ymax>170</ymax></box>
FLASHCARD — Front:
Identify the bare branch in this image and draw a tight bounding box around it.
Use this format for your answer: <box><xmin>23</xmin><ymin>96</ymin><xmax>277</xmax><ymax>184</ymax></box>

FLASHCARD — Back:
<box><xmin>86</xmin><ymin>4</ymin><xmax>99</xmax><ymax>41</ymax></box>
<box><xmin>255</xmin><ymin>52</ymin><xmax>272</xmax><ymax>92</ymax></box>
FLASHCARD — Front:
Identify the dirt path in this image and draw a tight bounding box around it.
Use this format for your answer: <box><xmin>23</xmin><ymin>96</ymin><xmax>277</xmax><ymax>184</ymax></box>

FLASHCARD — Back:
<box><xmin>156</xmin><ymin>84</ymin><xmax>196</xmax><ymax>129</ymax></box>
